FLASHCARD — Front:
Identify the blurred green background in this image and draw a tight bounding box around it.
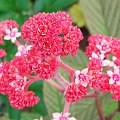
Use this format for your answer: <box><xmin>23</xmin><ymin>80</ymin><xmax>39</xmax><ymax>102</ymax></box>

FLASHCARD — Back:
<box><xmin>0</xmin><ymin>0</ymin><xmax>120</xmax><ymax>120</ymax></box>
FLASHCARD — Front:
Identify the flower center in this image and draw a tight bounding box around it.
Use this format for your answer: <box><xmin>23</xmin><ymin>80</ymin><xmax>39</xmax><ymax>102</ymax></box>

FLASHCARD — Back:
<box><xmin>112</xmin><ymin>74</ymin><xmax>120</xmax><ymax>81</ymax></box>
<box><xmin>60</xmin><ymin>117</ymin><xmax>68</xmax><ymax>120</ymax></box>
<box><xmin>10</xmin><ymin>31</ymin><xmax>16</xmax><ymax>37</ymax></box>
<box><xmin>78</xmin><ymin>73</ymin><xmax>87</xmax><ymax>82</ymax></box>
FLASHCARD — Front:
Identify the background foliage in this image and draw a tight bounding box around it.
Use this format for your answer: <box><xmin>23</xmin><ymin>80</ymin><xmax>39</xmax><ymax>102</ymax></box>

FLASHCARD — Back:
<box><xmin>0</xmin><ymin>0</ymin><xmax>120</xmax><ymax>120</ymax></box>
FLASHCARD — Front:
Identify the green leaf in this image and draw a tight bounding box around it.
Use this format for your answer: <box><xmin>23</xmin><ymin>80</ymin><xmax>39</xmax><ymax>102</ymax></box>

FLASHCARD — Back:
<box><xmin>47</xmin><ymin>0</ymin><xmax>78</xmax><ymax>12</ymax></box>
<box><xmin>8</xmin><ymin>105</ymin><xmax>21</xmax><ymax>120</ymax></box>
<box><xmin>43</xmin><ymin>81</ymin><xmax>64</xmax><ymax>116</ymax></box>
<box><xmin>28</xmin><ymin>81</ymin><xmax>48</xmax><ymax>116</ymax></box>
<box><xmin>68</xmin><ymin>3</ymin><xmax>86</xmax><ymax>27</ymax></box>
<box><xmin>70</xmin><ymin>93</ymin><xmax>112</xmax><ymax>120</ymax></box>
<box><xmin>14</xmin><ymin>0</ymin><xmax>31</xmax><ymax>11</ymax></box>
<box><xmin>33</xmin><ymin>0</ymin><xmax>44</xmax><ymax>13</ymax></box>
<box><xmin>80</xmin><ymin>0</ymin><xmax>120</xmax><ymax>37</ymax></box>
<box><xmin>70</xmin><ymin>98</ymin><xmax>99</xmax><ymax>120</ymax></box>
<box><xmin>0</xmin><ymin>0</ymin><xmax>12</xmax><ymax>12</ymax></box>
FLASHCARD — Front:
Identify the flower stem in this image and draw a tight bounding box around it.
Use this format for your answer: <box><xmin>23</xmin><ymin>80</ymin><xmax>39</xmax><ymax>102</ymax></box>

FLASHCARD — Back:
<box><xmin>54</xmin><ymin>73</ymin><xmax>69</xmax><ymax>87</ymax></box>
<box><xmin>95</xmin><ymin>93</ymin><xmax>105</xmax><ymax>120</ymax></box>
<box><xmin>46</xmin><ymin>79</ymin><xmax>65</xmax><ymax>93</ymax></box>
<box><xmin>59</xmin><ymin>58</ymin><xmax>75</xmax><ymax>73</ymax></box>
<box><xmin>58</xmin><ymin>58</ymin><xmax>75</xmax><ymax>82</ymax></box>
<box><xmin>15</xmin><ymin>40</ymin><xmax>21</xmax><ymax>46</ymax></box>
<box><xmin>64</xmin><ymin>100</ymin><xmax>70</xmax><ymax>113</ymax></box>
<box><xmin>84</xmin><ymin>91</ymin><xmax>99</xmax><ymax>98</ymax></box>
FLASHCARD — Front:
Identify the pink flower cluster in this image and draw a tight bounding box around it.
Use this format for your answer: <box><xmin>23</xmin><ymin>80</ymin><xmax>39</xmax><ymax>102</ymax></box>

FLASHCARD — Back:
<box><xmin>22</xmin><ymin>11</ymin><xmax>83</xmax><ymax>57</ymax></box>
<box><xmin>65</xmin><ymin>35</ymin><xmax>120</xmax><ymax>103</ymax></box>
<box><xmin>86</xmin><ymin>35</ymin><xmax>120</xmax><ymax>100</ymax></box>
<box><xmin>0</xmin><ymin>12</ymin><xmax>83</xmax><ymax>110</ymax></box>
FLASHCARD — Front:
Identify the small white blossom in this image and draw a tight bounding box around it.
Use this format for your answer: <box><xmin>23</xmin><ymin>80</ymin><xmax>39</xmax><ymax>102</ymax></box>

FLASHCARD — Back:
<box><xmin>4</xmin><ymin>28</ymin><xmax>21</xmax><ymax>43</ymax></box>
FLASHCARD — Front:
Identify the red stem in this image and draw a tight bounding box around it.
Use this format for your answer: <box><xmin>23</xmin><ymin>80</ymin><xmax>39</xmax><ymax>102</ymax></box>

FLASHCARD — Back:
<box><xmin>46</xmin><ymin>80</ymin><xmax>65</xmax><ymax>93</ymax></box>
<box><xmin>64</xmin><ymin>100</ymin><xmax>70</xmax><ymax>113</ymax></box>
<box><xmin>54</xmin><ymin>73</ymin><xmax>69</xmax><ymax>87</ymax></box>
<box><xmin>95</xmin><ymin>94</ymin><xmax>105</xmax><ymax>120</ymax></box>
<box><xmin>58</xmin><ymin>58</ymin><xmax>75</xmax><ymax>82</ymax></box>
<box><xmin>15</xmin><ymin>40</ymin><xmax>21</xmax><ymax>46</ymax></box>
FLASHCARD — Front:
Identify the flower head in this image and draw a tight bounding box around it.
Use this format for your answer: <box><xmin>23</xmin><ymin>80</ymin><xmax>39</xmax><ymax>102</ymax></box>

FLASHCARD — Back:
<box><xmin>22</xmin><ymin>12</ymin><xmax>83</xmax><ymax>57</ymax></box>
<box><xmin>4</xmin><ymin>28</ymin><xmax>21</xmax><ymax>43</ymax></box>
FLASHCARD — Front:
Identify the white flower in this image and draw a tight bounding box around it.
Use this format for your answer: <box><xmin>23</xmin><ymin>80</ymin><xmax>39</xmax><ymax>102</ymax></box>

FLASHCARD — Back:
<box><xmin>15</xmin><ymin>45</ymin><xmax>32</xmax><ymax>56</ymax></box>
<box><xmin>107</xmin><ymin>68</ymin><xmax>120</xmax><ymax>85</ymax></box>
<box><xmin>96</xmin><ymin>39</ymin><xmax>111</xmax><ymax>54</ymax></box>
<box><xmin>52</xmin><ymin>112</ymin><xmax>76</xmax><ymax>120</ymax></box>
<box><xmin>4</xmin><ymin>28</ymin><xmax>21</xmax><ymax>43</ymax></box>
<box><xmin>75</xmin><ymin>68</ymin><xmax>88</xmax><ymax>87</ymax></box>
<box><xmin>91</xmin><ymin>52</ymin><xmax>105</xmax><ymax>60</ymax></box>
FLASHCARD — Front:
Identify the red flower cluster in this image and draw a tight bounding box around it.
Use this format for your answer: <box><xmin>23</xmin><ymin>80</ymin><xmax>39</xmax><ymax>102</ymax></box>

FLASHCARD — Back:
<box><xmin>0</xmin><ymin>62</ymin><xmax>39</xmax><ymax>109</ymax></box>
<box><xmin>22</xmin><ymin>11</ymin><xmax>83</xmax><ymax>57</ymax></box>
<box><xmin>65</xmin><ymin>83</ymin><xmax>87</xmax><ymax>102</ymax></box>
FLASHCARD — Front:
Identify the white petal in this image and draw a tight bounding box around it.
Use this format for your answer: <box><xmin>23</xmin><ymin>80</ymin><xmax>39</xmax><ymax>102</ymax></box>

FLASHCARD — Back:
<box><xmin>92</xmin><ymin>52</ymin><xmax>98</xmax><ymax>58</ymax></box>
<box><xmin>113</xmin><ymin>56</ymin><xmax>117</xmax><ymax>61</ymax></box>
<box><xmin>81</xmin><ymin>81</ymin><xmax>88</xmax><ymax>87</ymax></box>
<box><xmin>11</xmin><ymin>37</ymin><xmax>16</xmax><ymax>43</ymax></box>
<box><xmin>81</xmin><ymin>68</ymin><xmax>88</xmax><ymax>74</ymax></box>
<box><xmin>109</xmin><ymin>78</ymin><xmax>115</xmax><ymax>84</ymax></box>
<box><xmin>107</xmin><ymin>71</ymin><xmax>113</xmax><ymax>77</ymax></box>
<box><xmin>100</xmin><ymin>54</ymin><xmax>105</xmax><ymax>60</ymax></box>
<box><xmin>18</xmin><ymin>45</ymin><xmax>24</xmax><ymax>51</ymax></box>
<box><xmin>102</xmin><ymin>60</ymin><xmax>112</xmax><ymax>66</ymax></box>
<box><xmin>75</xmin><ymin>70</ymin><xmax>80</xmax><ymax>76</ymax></box>
<box><xmin>114</xmin><ymin>67</ymin><xmax>119</xmax><ymax>74</ymax></box>
<box><xmin>26</xmin><ymin>45</ymin><xmax>32</xmax><ymax>50</ymax></box>
<box><xmin>69</xmin><ymin>117</ymin><xmax>76</xmax><ymax>120</ymax></box>
<box><xmin>75</xmin><ymin>78</ymin><xmax>79</xmax><ymax>84</ymax></box>
<box><xmin>4</xmin><ymin>35</ymin><xmax>11</xmax><ymax>40</ymax></box>
<box><xmin>96</xmin><ymin>45</ymin><xmax>102</xmax><ymax>50</ymax></box>
<box><xmin>16</xmin><ymin>32</ymin><xmax>21</xmax><ymax>37</ymax></box>
<box><xmin>116</xmin><ymin>81</ymin><xmax>120</xmax><ymax>85</ymax></box>
<box><xmin>52</xmin><ymin>113</ymin><xmax>61</xmax><ymax>119</ymax></box>
<box><xmin>12</xmin><ymin>28</ymin><xmax>18</xmax><ymax>32</ymax></box>
<box><xmin>15</xmin><ymin>52</ymin><xmax>21</xmax><ymax>56</ymax></box>
<box><xmin>5</xmin><ymin>29</ymin><xmax>10</xmax><ymax>34</ymax></box>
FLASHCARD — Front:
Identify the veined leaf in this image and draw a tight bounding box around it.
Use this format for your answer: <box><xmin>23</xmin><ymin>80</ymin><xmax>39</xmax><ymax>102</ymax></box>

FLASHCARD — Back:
<box><xmin>80</xmin><ymin>0</ymin><xmax>120</xmax><ymax>37</ymax></box>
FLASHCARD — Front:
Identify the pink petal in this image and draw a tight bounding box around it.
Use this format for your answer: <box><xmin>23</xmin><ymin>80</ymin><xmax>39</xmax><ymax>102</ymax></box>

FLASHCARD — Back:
<box><xmin>63</xmin><ymin>112</ymin><xmax>70</xmax><ymax>117</ymax></box>
<box><xmin>116</xmin><ymin>81</ymin><xmax>120</xmax><ymax>85</ymax></box>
